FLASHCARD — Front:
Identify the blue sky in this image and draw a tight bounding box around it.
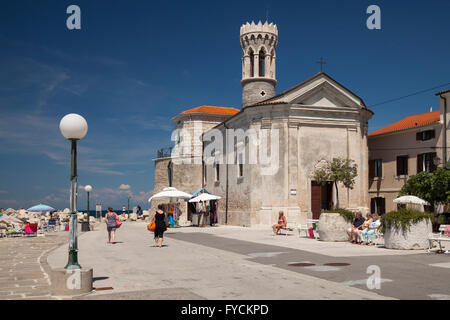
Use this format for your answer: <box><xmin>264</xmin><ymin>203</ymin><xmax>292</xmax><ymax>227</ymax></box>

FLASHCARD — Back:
<box><xmin>0</xmin><ymin>0</ymin><xmax>449</xmax><ymax>210</ymax></box>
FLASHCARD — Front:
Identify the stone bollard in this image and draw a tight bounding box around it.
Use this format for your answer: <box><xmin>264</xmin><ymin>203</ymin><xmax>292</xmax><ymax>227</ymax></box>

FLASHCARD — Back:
<box><xmin>50</xmin><ymin>267</ymin><xmax>93</xmax><ymax>297</ymax></box>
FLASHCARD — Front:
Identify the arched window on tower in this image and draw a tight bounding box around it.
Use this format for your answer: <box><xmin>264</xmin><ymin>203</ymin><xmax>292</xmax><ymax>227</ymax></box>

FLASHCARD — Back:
<box><xmin>259</xmin><ymin>48</ymin><xmax>266</xmax><ymax>77</ymax></box>
<box><xmin>168</xmin><ymin>161</ymin><xmax>173</xmax><ymax>187</ymax></box>
<box><xmin>249</xmin><ymin>48</ymin><xmax>254</xmax><ymax>77</ymax></box>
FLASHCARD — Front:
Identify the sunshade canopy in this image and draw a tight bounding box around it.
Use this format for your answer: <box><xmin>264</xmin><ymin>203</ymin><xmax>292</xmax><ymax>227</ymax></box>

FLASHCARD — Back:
<box><xmin>393</xmin><ymin>195</ymin><xmax>429</xmax><ymax>205</ymax></box>
<box><xmin>188</xmin><ymin>193</ymin><xmax>221</xmax><ymax>202</ymax></box>
<box><xmin>148</xmin><ymin>187</ymin><xmax>192</xmax><ymax>202</ymax></box>
<box><xmin>27</xmin><ymin>204</ymin><xmax>55</xmax><ymax>212</ymax></box>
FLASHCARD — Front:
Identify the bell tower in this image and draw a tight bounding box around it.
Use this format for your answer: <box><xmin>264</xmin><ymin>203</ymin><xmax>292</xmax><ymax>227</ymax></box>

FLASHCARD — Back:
<box><xmin>240</xmin><ymin>21</ymin><xmax>278</xmax><ymax>107</ymax></box>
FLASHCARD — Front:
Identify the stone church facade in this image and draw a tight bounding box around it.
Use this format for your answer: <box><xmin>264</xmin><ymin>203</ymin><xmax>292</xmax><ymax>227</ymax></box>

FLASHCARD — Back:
<box><xmin>152</xmin><ymin>21</ymin><xmax>373</xmax><ymax>227</ymax></box>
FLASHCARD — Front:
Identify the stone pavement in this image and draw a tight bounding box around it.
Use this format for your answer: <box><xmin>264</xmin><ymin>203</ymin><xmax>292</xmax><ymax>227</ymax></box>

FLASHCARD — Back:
<box><xmin>168</xmin><ymin>227</ymin><xmax>450</xmax><ymax>300</ymax></box>
<box><xmin>47</xmin><ymin>222</ymin><xmax>392</xmax><ymax>300</ymax></box>
<box><xmin>0</xmin><ymin>231</ymin><xmax>68</xmax><ymax>300</ymax></box>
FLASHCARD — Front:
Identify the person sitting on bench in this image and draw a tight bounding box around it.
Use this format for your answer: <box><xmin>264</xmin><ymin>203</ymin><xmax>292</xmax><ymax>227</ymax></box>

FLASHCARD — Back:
<box><xmin>273</xmin><ymin>211</ymin><xmax>287</xmax><ymax>235</ymax></box>
<box><xmin>360</xmin><ymin>213</ymin><xmax>381</xmax><ymax>245</ymax></box>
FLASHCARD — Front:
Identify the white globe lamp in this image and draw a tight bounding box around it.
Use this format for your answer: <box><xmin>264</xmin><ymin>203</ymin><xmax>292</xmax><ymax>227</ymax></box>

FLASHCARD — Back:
<box><xmin>59</xmin><ymin>113</ymin><xmax>88</xmax><ymax>140</ymax></box>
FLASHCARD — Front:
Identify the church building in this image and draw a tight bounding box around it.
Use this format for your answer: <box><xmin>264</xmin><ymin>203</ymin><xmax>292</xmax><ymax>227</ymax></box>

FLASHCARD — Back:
<box><xmin>152</xmin><ymin>21</ymin><xmax>373</xmax><ymax>227</ymax></box>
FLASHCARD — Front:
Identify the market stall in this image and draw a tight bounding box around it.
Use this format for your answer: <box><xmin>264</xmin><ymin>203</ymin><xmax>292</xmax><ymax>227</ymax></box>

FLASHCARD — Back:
<box><xmin>148</xmin><ymin>187</ymin><xmax>192</xmax><ymax>227</ymax></box>
<box><xmin>189</xmin><ymin>192</ymin><xmax>221</xmax><ymax>227</ymax></box>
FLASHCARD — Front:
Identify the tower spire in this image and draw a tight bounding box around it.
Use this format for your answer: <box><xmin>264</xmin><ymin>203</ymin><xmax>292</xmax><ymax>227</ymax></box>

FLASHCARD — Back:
<box><xmin>240</xmin><ymin>20</ymin><xmax>278</xmax><ymax>107</ymax></box>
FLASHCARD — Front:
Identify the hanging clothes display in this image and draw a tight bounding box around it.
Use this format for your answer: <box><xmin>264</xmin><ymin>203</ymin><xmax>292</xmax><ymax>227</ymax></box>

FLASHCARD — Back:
<box><xmin>210</xmin><ymin>200</ymin><xmax>218</xmax><ymax>225</ymax></box>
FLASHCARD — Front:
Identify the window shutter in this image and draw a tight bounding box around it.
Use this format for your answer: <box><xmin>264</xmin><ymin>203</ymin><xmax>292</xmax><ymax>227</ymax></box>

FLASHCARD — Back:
<box><xmin>379</xmin><ymin>160</ymin><xmax>383</xmax><ymax>177</ymax></box>
<box><xmin>430</xmin><ymin>130</ymin><xmax>435</xmax><ymax>139</ymax></box>
<box><xmin>416</xmin><ymin>132</ymin><xmax>422</xmax><ymax>141</ymax></box>
<box><xmin>417</xmin><ymin>154</ymin><xmax>423</xmax><ymax>173</ymax></box>
<box><xmin>431</xmin><ymin>152</ymin><xmax>437</xmax><ymax>172</ymax></box>
<box><xmin>369</xmin><ymin>160</ymin><xmax>375</xmax><ymax>179</ymax></box>
<box><xmin>381</xmin><ymin>198</ymin><xmax>386</xmax><ymax>215</ymax></box>
<box><xmin>397</xmin><ymin>157</ymin><xmax>401</xmax><ymax>176</ymax></box>
<box><xmin>405</xmin><ymin>156</ymin><xmax>409</xmax><ymax>175</ymax></box>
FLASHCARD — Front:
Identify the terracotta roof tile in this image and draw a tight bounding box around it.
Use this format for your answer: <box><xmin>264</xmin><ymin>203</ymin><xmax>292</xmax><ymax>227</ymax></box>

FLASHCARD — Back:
<box><xmin>369</xmin><ymin>110</ymin><xmax>440</xmax><ymax>137</ymax></box>
<box><xmin>181</xmin><ymin>105</ymin><xmax>240</xmax><ymax>115</ymax></box>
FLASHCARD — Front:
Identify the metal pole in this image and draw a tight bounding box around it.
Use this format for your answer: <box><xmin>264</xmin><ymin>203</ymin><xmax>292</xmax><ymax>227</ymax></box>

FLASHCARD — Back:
<box><xmin>128</xmin><ymin>197</ymin><xmax>130</xmax><ymax>215</ymax></box>
<box><xmin>86</xmin><ymin>191</ymin><xmax>90</xmax><ymax>229</ymax></box>
<box><xmin>65</xmin><ymin>139</ymin><xmax>81</xmax><ymax>270</ymax></box>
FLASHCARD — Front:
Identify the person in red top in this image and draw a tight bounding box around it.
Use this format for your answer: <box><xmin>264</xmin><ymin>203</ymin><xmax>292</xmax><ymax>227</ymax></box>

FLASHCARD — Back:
<box><xmin>273</xmin><ymin>211</ymin><xmax>287</xmax><ymax>235</ymax></box>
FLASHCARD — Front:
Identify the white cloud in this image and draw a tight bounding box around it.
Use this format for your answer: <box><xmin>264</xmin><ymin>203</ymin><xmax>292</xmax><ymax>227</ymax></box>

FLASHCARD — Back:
<box><xmin>119</xmin><ymin>184</ymin><xmax>131</xmax><ymax>190</ymax></box>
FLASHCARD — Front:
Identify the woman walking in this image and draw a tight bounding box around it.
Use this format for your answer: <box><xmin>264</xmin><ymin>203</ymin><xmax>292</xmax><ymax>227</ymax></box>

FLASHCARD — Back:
<box><xmin>151</xmin><ymin>204</ymin><xmax>168</xmax><ymax>247</ymax></box>
<box><xmin>105</xmin><ymin>207</ymin><xmax>119</xmax><ymax>244</ymax></box>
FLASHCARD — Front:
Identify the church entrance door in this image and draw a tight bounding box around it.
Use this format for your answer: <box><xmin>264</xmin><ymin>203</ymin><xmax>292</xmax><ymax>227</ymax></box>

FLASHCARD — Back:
<box><xmin>311</xmin><ymin>181</ymin><xmax>333</xmax><ymax>219</ymax></box>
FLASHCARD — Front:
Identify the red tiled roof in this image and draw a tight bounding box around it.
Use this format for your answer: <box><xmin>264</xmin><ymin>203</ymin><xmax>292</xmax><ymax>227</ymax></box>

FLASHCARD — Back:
<box><xmin>369</xmin><ymin>110</ymin><xmax>440</xmax><ymax>137</ymax></box>
<box><xmin>181</xmin><ymin>105</ymin><xmax>240</xmax><ymax>115</ymax></box>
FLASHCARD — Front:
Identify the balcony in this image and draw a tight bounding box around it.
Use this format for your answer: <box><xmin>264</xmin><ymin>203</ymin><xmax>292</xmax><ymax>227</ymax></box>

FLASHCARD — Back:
<box><xmin>157</xmin><ymin>147</ymin><xmax>173</xmax><ymax>159</ymax></box>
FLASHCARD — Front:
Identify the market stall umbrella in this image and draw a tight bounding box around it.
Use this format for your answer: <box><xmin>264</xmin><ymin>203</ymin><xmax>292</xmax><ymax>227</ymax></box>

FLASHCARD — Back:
<box><xmin>148</xmin><ymin>187</ymin><xmax>192</xmax><ymax>202</ymax></box>
<box><xmin>27</xmin><ymin>204</ymin><xmax>55</xmax><ymax>212</ymax></box>
<box><xmin>393</xmin><ymin>195</ymin><xmax>429</xmax><ymax>205</ymax></box>
<box><xmin>188</xmin><ymin>193</ymin><xmax>221</xmax><ymax>202</ymax></box>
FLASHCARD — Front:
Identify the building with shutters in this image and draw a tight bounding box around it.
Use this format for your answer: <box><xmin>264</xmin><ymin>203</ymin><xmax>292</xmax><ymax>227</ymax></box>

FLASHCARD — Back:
<box><xmin>367</xmin><ymin>88</ymin><xmax>450</xmax><ymax>214</ymax></box>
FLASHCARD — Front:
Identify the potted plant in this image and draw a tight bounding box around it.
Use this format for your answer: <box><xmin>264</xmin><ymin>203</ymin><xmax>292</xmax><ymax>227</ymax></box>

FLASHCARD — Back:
<box><xmin>317</xmin><ymin>209</ymin><xmax>355</xmax><ymax>241</ymax></box>
<box><xmin>313</xmin><ymin>158</ymin><xmax>358</xmax><ymax>241</ymax></box>
<box><xmin>381</xmin><ymin>209</ymin><xmax>433</xmax><ymax>250</ymax></box>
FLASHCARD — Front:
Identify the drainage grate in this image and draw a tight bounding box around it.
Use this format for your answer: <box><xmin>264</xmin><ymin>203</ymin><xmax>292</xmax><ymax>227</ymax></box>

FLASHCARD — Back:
<box><xmin>323</xmin><ymin>263</ymin><xmax>350</xmax><ymax>266</ymax></box>
<box><xmin>94</xmin><ymin>287</ymin><xmax>114</xmax><ymax>291</ymax></box>
<box><xmin>288</xmin><ymin>263</ymin><xmax>316</xmax><ymax>267</ymax></box>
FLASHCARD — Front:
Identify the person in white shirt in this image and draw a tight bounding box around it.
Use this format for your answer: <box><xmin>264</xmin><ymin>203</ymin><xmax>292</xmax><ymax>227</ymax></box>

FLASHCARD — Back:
<box><xmin>360</xmin><ymin>213</ymin><xmax>381</xmax><ymax>245</ymax></box>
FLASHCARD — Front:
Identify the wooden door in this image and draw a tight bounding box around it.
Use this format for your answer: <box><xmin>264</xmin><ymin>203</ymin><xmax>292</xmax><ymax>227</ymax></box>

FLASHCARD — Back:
<box><xmin>311</xmin><ymin>181</ymin><xmax>322</xmax><ymax>219</ymax></box>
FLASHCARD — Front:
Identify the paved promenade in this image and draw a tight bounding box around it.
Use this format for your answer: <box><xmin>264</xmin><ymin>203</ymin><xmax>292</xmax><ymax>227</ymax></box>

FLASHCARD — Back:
<box><xmin>48</xmin><ymin>222</ymin><xmax>393</xmax><ymax>300</ymax></box>
<box><xmin>0</xmin><ymin>231</ymin><xmax>68</xmax><ymax>300</ymax></box>
<box><xmin>4</xmin><ymin>222</ymin><xmax>450</xmax><ymax>300</ymax></box>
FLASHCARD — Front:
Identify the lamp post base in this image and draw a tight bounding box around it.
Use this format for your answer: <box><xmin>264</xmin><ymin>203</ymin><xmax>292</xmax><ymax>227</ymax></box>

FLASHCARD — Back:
<box><xmin>51</xmin><ymin>267</ymin><xmax>93</xmax><ymax>296</ymax></box>
<box><xmin>65</xmin><ymin>251</ymin><xmax>81</xmax><ymax>270</ymax></box>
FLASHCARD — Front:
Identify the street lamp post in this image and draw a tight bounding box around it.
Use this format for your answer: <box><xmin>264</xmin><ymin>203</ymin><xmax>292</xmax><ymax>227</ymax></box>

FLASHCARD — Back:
<box><xmin>128</xmin><ymin>196</ymin><xmax>131</xmax><ymax>215</ymax></box>
<box><xmin>84</xmin><ymin>185</ymin><xmax>92</xmax><ymax>230</ymax></box>
<box><xmin>59</xmin><ymin>113</ymin><xmax>88</xmax><ymax>270</ymax></box>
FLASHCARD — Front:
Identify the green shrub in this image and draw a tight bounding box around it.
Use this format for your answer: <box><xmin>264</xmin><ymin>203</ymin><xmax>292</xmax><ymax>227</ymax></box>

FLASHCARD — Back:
<box><xmin>323</xmin><ymin>209</ymin><xmax>355</xmax><ymax>223</ymax></box>
<box><xmin>380</xmin><ymin>209</ymin><xmax>433</xmax><ymax>233</ymax></box>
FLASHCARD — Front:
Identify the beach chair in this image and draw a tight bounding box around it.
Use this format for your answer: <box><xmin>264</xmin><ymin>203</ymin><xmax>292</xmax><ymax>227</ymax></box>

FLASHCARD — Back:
<box><xmin>278</xmin><ymin>218</ymin><xmax>296</xmax><ymax>236</ymax></box>
<box><xmin>298</xmin><ymin>219</ymin><xmax>319</xmax><ymax>239</ymax></box>
<box><xmin>24</xmin><ymin>223</ymin><xmax>38</xmax><ymax>237</ymax></box>
<box><xmin>42</xmin><ymin>218</ymin><xmax>57</xmax><ymax>232</ymax></box>
<box><xmin>373</xmin><ymin>228</ymin><xmax>383</xmax><ymax>246</ymax></box>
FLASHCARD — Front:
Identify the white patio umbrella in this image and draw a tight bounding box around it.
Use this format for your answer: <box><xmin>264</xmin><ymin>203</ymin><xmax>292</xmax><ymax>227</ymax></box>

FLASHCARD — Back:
<box><xmin>393</xmin><ymin>195</ymin><xmax>429</xmax><ymax>205</ymax></box>
<box><xmin>188</xmin><ymin>193</ymin><xmax>221</xmax><ymax>202</ymax></box>
<box><xmin>148</xmin><ymin>187</ymin><xmax>192</xmax><ymax>202</ymax></box>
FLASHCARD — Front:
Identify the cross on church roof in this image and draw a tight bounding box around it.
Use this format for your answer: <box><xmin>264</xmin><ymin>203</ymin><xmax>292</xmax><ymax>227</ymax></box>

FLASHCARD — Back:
<box><xmin>316</xmin><ymin>57</ymin><xmax>326</xmax><ymax>72</ymax></box>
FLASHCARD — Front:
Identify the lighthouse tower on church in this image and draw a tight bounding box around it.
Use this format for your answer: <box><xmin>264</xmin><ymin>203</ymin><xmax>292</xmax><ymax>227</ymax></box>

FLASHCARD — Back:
<box><xmin>240</xmin><ymin>21</ymin><xmax>278</xmax><ymax>107</ymax></box>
